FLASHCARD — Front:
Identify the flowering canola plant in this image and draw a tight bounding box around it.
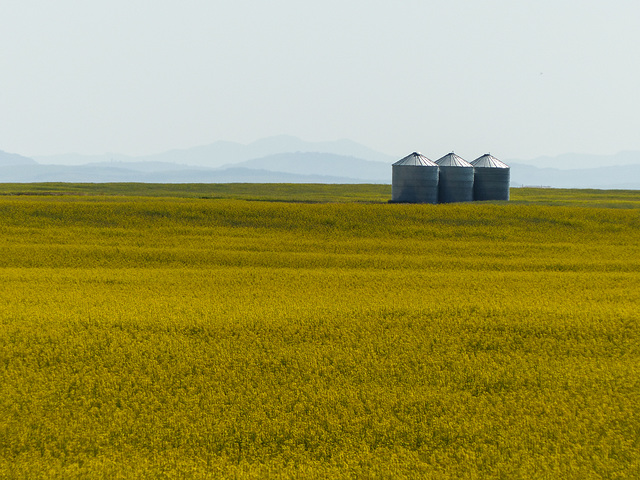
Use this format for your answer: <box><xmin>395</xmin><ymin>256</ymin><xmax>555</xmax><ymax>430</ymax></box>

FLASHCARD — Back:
<box><xmin>0</xmin><ymin>190</ymin><xmax>638</xmax><ymax>478</ymax></box>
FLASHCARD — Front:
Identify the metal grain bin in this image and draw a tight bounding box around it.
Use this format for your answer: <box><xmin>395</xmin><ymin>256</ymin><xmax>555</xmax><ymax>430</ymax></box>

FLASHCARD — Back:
<box><xmin>471</xmin><ymin>154</ymin><xmax>510</xmax><ymax>201</ymax></box>
<box><xmin>434</xmin><ymin>153</ymin><xmax>474</xmax><ymax>203</ymax></box>
<box><xmin>391</xmin><ymin>152</ymin><xmax>439</xmax><ymax>204</ymax></box>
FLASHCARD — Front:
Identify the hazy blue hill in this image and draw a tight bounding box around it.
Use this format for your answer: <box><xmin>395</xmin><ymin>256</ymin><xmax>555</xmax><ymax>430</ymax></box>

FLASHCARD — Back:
<box><xmin>140</xmin><ymin>136</ymin><xmax>395</xmax><ymax>168</ymax></box>
<box><xmin>190</xmin><ymin>167</ymin><xmax>366</xmax><ymax>184</ymax></box>
<box><xmin>32</xmin><ymin>153</ymin><xmax>134</xmax><ymax>166</ymax></box>
<box><xmin>509</xmin><ymin>151</ymin><xmax>640</xmax><ymax>170</ymax></box>
<box><xmin>510</xmin><ymin>163</ymin><xmax>640</xmax><ymax>189</ymax></box>
<box><xmin>134</xmin><ymin>142</ymin><xmax>249</xmax><ymax>169</ymax></box>
<box><xmin>0</xmin><ymin>150</ymin><xmax>37</xmax><ymax>166</ymax></box>
<box><xmin>6</xmin><ymin>161</ymin><xmax>639</xmax><ymax>187</ymax></box>
<box><xmin>222</xmin><ymin>152</ymin><xmax>390</xmax><ymax>182</ymax></box>
<box><xmin>0</xmin><ymin>164</ymin><xmax>371</xmax><ymax>184</ymax></box>
<box><xmin>8</xmin><ymin>139</ymin><xmax>640</xmax><ymax>188</ymax></box>
<box><xmin>245</xmin><ymin>136</ymin><xmax>395</xmax><ymax>164</ymax></box>
<box><xmin>33</xmin><ymin>136</ymin><xmax>395</xmax><ymax>168</ymax></box>
<box><xmin>85</xmin><ymin>161</ymin><xmax>212</xmax><ymax>173</ymax></box>
<box><xmin>0</xmin><ymin>164</ymin><xmax>146</xmax><ymax>183</ymax></box>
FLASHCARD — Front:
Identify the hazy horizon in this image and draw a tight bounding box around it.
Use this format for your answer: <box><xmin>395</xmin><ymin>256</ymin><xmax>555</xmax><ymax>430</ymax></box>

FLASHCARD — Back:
<box><xmin>16</xmin><ymin>135</ymin><xmax>640</xmax><ymax>168</ymax></box>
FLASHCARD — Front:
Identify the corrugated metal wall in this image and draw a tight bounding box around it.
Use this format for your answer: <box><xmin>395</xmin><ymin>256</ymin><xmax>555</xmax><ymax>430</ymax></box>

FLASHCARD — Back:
<box><xmin>436</xmin><ymin>166</ymin><xmax>474</xmax><ymax>203</ymax></box>
<box><xmin>473</xmin><ymin>168</ymin><xmax>510</xmax><ymax>201</ymax></box>
<box><xmin>392</xmin><ymin>164</ymin><xmax>439</xmax><ymax>203</ymax></box>
<box><xmin>435</xmin><ymin>154</ymin><xmax>474</xmax><ymax>203</ymax></box>
<box><xmin>471</xmin><ymin>155</ymin><xmax>510</xmax><ymax>201</ymax></box>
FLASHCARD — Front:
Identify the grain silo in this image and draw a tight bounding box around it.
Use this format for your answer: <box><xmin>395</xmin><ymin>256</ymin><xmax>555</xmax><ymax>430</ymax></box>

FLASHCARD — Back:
<box><xmin>434</xmin><ymin>153</ymin><xmax>474</xmax><ymax>203</ymax></box>
<box><xmin>471</xmin><ymin>154</ymin><xmax>510</xmax><ymax>201</ymax></box>
<box><xmin>391</xmin><ymin>152</ymin><xmax>439</xmax><ymax>204</ymax></box>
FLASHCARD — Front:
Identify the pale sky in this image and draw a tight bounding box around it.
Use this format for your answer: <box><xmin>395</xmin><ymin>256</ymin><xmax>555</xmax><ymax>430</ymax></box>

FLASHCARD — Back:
<box><xmin>2</xmin><ymin>0</ymin><xmax>639</xmax><ymax>160</ymax></box>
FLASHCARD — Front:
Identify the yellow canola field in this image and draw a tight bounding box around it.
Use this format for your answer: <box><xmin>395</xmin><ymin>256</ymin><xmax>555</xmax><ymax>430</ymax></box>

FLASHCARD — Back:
<box><xmin>0</xmin><ymin>194</ymin><xmax>639</xmax><ymax>479</ymax></box>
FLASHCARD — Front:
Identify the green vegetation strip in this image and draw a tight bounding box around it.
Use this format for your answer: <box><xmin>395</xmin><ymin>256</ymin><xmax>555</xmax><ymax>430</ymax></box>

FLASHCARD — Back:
<box><xmin>0</xmin><ymin>183</ymin><xmax>391</xmax><ymax>203</ymax></box>
<box><xmin>1</xmin><ymin>182</ymin><xmax>640</xmax><ymax>207</ymax></box>
<box><xmin>0</xmin><ymin>188</ymin><xmax>639</xmax><ymax>478</ymax></box>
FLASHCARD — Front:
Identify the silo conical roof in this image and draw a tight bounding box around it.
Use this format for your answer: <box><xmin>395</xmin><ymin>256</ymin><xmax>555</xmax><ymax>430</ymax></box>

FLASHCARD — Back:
<box><xmin>435</xmin><ymin>153</ymin><xmax>472</xmax><ymax>167</ymax></box>
<box><xmin>393</xmin><ymin>152</ymin><xmax>437</xmax><ymax>166</ymax></box>
<box><xmin>471</xmin><ymin>154</ymin><xmax>509</xmax><ymax>168</ymax></box>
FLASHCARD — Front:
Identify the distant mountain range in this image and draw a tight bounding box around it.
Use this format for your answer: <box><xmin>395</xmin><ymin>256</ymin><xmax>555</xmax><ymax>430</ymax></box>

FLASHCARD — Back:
<box><xmin>0</xmin><ymin>150</ymin><xmax>37</xmax><ymax>167</ymax></box>
<box><xmin>1</xmin><ymin>137</ymin><xmax>640</xmax><ymax>189</ymax></box>
<box><xmin>32</xmin><ymin>135</ymin><xmax>395</xmax><ymax>167</ymax></box>
<box><xmin>510</xmin><ymin>151</ymin><xmax>640</xmax><ymax>170</ymax></box>
<box><xmin>508</xmin><ymin>163</ymin><xmax>640</xmax><ymax>189</ymax></box>
<box><xmin>218</xmin><ymin>152</ymin><xmax>389</xmax><ymax>182</ymax></box>
<box><xmin>0</xmin><ymin>160</ymin><xmax>376</xmax><ymax>184</ymax></box>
